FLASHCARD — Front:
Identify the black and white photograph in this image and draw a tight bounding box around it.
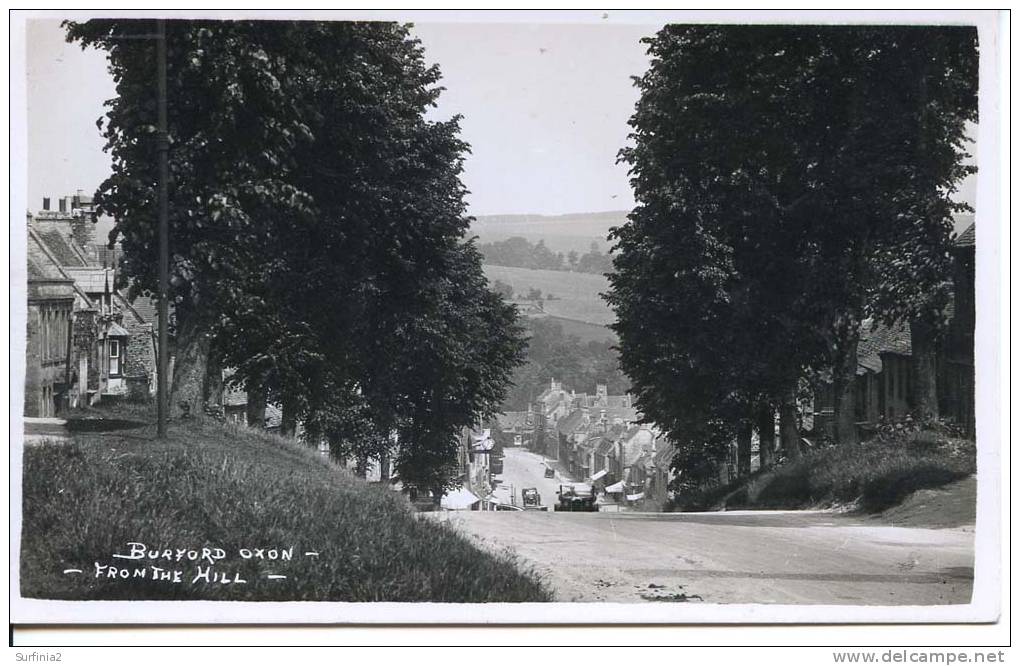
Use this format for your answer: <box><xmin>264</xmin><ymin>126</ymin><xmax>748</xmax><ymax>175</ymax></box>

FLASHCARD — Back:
<box><xmin>9</xmin><ymin>9</ymin><xmax>1005</xmax><ymax>634</ymax></box>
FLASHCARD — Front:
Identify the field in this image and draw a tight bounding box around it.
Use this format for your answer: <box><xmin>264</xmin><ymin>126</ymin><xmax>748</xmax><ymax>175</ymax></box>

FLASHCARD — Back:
<box><xmin>471</xmin><ymin>210</ymin><xmax>627</xmax><ymax>255</ymax></box>
<box><xmin>483</xmin><ymin>264</ymin><xmax>615</xmax><ymax>326</ymax></box>
<box><xmin>544</xmin><ymin>316</ymin><xmax>617</xmax><ymax>343</ymax></box>
<box><xmin>19</xmin><ymin>404</ymin><xmax>551</xmax><ymax>602</ymax></box>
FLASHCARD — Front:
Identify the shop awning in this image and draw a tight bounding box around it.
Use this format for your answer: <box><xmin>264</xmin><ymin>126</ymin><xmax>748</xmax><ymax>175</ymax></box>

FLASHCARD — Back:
<box><xmin>604</xmin><ymin>480</ymin><xmax>625</xmax><ymax>493</ymax></box>
<box><xmin>440</xmin><ymin>487</ymin><xmax>481</xmax><ymax>510</ymax></box>
<box><xmin>590</xmin><ymin>469</ymin><xmax>608</xmax><ymax>481</ymax></box>
<box><xmin>626</xmin><ymin>492</ymin><xmax>645</xmax><ymax>501</ymax></box>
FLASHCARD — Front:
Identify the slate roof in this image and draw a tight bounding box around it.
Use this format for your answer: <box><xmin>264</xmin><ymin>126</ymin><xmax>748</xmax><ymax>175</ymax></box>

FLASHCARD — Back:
<box><xmin>955</xmin><ymin>223</ymin><xmax>975</xmax><ymax>248</ymax></box>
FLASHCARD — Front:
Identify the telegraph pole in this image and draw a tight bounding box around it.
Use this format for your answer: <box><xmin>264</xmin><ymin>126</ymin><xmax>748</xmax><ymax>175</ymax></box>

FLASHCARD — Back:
<box><xmin>156</xmin><ymin>18</ymin><xmax>169</xmax><ymax>438</ymax></box>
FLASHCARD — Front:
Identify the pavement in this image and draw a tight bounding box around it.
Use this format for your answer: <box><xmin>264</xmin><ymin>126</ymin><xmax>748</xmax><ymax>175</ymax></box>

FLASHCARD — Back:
<box><xmin>442</xmin><ymin>448</ymin><xmax>974</xmax><ymax>605</ymax></box>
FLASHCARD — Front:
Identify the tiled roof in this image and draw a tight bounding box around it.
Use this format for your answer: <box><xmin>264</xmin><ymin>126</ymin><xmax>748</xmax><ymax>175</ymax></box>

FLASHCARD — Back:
<box><xmin>495</xmin><ymin>411</ymin><xmax>532</xmax><ymax>431</ymax></box>
<box><xmin>955</xmin><ymin>223</ymin><xmax>975</xmax><ymax>248</ymax></box>
<box><xmin>128</xmin><ymin>294</ymin><xmax>159</xmax><ymax>324</ymax></box>
<box><xmin>857</xmin><ymin>320</ymin><xmax>912</xmax><ymax>374</ymax></box>
<box><xmin>27</xmin><ymin>231</ymin><xmax>73</xmax><ymax>282</ymax></box>
<box><xmin>264</xmin><ymin>404</ymin><xmax>282</xmax><ymax>429</ymax></box>
<box><xmin>65</xmin><ymin>267</ymin><xmax>113</xmax><ymax>294</ymax></box>
<box><xmin>37</xmin><ymin>229</ymin><xmax>87</xmax><ymax>267</ymax></box>
<box><xmin>555</xmin><ymin>410</ymin><xmax>586</xmax><ymax>435</ymax></box>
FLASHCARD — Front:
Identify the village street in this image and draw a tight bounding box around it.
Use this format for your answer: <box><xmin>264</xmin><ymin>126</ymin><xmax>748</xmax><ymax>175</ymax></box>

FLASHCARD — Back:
<box><xmin>489</xmin><ymin>446</ymin><xmax>571</xmax><ymax>508</ymax></box>
<box><xmin>437</xmin><ymin>507</ymin><xmax>974</xmax><ymax>605</ymax></box>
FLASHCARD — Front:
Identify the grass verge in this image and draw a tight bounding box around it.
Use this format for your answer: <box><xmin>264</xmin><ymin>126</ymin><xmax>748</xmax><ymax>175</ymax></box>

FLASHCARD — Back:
<box><xmin>19</xmin><ymin>404</ymin><xmax>551</xmax><ymax>602</ymax></box>
<box><xmin>674</xmin><ymin>434</ymin><xmax>976</xmax><ymax>516</ymax></box>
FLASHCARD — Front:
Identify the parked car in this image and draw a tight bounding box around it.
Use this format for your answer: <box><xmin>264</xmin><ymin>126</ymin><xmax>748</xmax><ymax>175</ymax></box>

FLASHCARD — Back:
<box><xmin>544</xmin><ymin>466</ymin><xmax>556</xmax><ymax>479</ymax></box>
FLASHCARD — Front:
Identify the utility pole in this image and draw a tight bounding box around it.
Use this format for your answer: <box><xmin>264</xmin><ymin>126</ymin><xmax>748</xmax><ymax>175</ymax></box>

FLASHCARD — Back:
<box><xmin>156</xmin><ymin>18</ymin><xmax>169</xmax><ymax>438</ymax></box>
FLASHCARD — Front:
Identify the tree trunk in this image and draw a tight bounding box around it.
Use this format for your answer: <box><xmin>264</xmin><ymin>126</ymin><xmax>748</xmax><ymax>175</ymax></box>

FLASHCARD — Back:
<box><xmin>832</xmin><ymin>328</ymin><xmax>860</xmax><ymax>446</ymax></box>
<box><xmin>756</xmin><ymin>403</ymin><xmax>775</xmax><ymax>471</ymax></box>
<box><xmin>736</xmin><ymin>421</ymin><xmax>752</xmax><ymax>478</ymax></box>
<box><xmin>355</xmin><ymin>457</ymin><xmax>369</xmax><ymax>479</ymax></box>
<box><xmin>280</xmin><ymin>397</ymin><xmax>298</xmax><ymax>438</ymax></box>
<box><xmin>909</xmin><ymin>318</ymin><xmax>939</xmax><ymax>420</ymax></box>
<box><xmin>245</xmin><ymin>383</ymin><xmax>267</xmax><ymax>429</ymax></box>
<box><xmin>780</xmin><ymin>386</ymin><xmax>801</xmax><ymax>460</ymax></box>
<box><xmin>203</xmin><ymin>354</ymin><xmax>224</xmax><ymax>408</ymax></box>
<box><xmin>170</xmin><ymin>314</ymin><xmax>211</xmax><ymax>418</ymax></box>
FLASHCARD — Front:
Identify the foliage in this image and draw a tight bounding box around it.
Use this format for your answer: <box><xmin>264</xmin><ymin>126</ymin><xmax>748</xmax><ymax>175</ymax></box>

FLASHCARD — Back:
<box><xmin>671</xmin><ymin>433</ymin><xmax>975</xmax><ymax>514</ymax></box>
<box><xmin>20</xmin><ymin>404</ymin><xmax>551</xmax><ymax>601</ymax></box>
<box><xmin>478</xmin><ymin>236</ymin><xmax>614</xmax><ymax>274</ymax></box>
<box><xmin>607</xmin><ymin>25</ymin><xmax>979</xmax><ymax>472</ymax></box>
<box><xmin>501</xmin><ymin>317</ymin><xmax>629</xmax><ymax>411</ymax></box>
<box><xmin>67</xmin><ymin>19</ymin><xmax>527</xmax><ymax>490</ymax></box>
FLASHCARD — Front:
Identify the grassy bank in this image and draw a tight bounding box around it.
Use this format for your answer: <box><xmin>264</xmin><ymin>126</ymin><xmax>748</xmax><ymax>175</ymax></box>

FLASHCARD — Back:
<box><xmin>19</xmin><ymin>405</ymin><xmax>551</xmax><ymax>602</ymax></box>
<box><xmin>674</xmin><ymin>433</ymin><xmax>976</xmax><ymax>516</ymax></box>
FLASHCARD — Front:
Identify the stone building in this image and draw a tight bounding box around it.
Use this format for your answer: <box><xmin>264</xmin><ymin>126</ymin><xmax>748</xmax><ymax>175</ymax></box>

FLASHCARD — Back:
<box><xmin>25</xmin><ymin>228</ymin><xmax>76</xmax><ymax>417</ymax></box>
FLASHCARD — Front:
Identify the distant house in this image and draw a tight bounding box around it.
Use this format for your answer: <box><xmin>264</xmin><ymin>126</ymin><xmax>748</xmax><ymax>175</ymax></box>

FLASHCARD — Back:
<box><xmin>811</xmin><ymin>223</ymin><xmax>977</xmax><ymax>440</ymax></box>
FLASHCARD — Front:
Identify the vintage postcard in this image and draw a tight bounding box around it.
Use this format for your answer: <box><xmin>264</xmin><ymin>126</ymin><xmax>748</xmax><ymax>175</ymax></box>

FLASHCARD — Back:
<box><xmin>9</xmin><ymin>9</ymin><xmax>1004</xmax><ymax>627</ymax></box>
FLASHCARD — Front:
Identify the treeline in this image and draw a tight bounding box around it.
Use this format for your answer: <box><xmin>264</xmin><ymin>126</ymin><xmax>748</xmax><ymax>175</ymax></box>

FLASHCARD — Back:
<box><xmin>69</xmin><ymin>20</ymin><xmax>526</xmax><ymax>501</ymax></box>
<box><xmin>502</xmin><ymin>317</ymin><xmax>629</xmax><ymax>412</ymax></box>
<box><xmin>478</xmin><ymin>237</ymin><xmax>614</xmax><ymax>274</ymax></box>
<box><xmin>607</xmin><ymin>25</ymin><xmax>977</xmax><ymax>489</ymax></box>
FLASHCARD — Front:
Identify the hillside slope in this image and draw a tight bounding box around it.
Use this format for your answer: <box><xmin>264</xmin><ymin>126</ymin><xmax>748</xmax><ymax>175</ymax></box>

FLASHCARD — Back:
<box><xmin>19</xmin><ymin>406</ymin><xmax>550</xmax><ymax>602</ymax></box>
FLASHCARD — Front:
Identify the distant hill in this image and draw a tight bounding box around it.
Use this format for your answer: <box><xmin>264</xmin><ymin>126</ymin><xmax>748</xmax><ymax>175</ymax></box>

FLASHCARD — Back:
<box><xmin>470</xmin><ymin>210</ymin><xmax>629</xmax><ymax>255</ymax></box>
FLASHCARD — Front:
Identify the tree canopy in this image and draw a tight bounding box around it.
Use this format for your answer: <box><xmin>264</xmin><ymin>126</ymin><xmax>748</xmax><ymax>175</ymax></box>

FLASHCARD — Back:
<box><xmin>67</xmin><ymin>19</ymin><xmax>527</xmax><ymax>494</ymax></box>
<box><xmin>607</xmin><ymin>25</ymin><xmax>977</xmax><ymax>482</ymax></box>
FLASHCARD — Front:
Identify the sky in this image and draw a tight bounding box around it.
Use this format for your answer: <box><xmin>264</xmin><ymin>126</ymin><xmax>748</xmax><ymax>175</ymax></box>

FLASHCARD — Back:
<box><xmin>25</xmin><ymin>17</ymin><xmax>977</xmax><ymax>220</ymax></box>
<box><xmin>25</xmin><ymin>19</ymin><xmax>655</xmax><ymax>219</ymax></box>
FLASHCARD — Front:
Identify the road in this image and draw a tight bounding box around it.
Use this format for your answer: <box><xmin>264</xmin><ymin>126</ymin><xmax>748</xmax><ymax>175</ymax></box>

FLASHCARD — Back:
<box><xmin>437</xmin><ymin>507</ymin><xmax>974</xmax><ymax>605</ymax></box>
<box><xmin>490</xmin><ymin>446</ymin><xmax>571</xmax><ymax>508</ymax></box>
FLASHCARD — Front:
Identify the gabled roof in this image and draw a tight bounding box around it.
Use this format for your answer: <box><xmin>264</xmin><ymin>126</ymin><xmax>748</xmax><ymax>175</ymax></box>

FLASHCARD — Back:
<box><xmin>955</xmin><ymin>223</ymin><xmax>975</xmax><ymax>248</ymax></box>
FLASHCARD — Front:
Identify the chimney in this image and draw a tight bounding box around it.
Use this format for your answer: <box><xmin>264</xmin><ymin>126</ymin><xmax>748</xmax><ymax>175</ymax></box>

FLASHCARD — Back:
<box><xmin>42</xmin><ymin>197</ymin><xmax>50</xmax><ymax>211</ymax></box>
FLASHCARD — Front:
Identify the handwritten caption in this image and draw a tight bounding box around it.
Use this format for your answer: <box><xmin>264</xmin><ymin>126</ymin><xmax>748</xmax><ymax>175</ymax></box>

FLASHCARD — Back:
<box><xmin>65</xmin><ymin>541</ymin><xmax>320</xmax><ymax>585</ymax></box>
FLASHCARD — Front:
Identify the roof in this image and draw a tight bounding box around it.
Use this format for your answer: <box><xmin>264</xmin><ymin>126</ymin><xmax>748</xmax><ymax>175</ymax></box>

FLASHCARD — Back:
<box><xmin>264</xmin><ymin>404</ymin><xmax>282</xmax><ymax>429</ymax></box>
<box><xmin>595</xmin><ymin>437</ymin><xmax>616</xmax><ymax>456</ymax></box>
<box><xmin>955</xmin><ymin>223</ymin><xmax>975</xmax><ymax>248</ymax></box>
<box><xmin>555</xmin><ymin>410</ymin><xmax>586</xmax><ymax>435</ymax></box>
<box><xmin>105</xmin><ymin>322</ymin><xmax>130</xmax><ymax>337</ymax></box>
<box><xmin>128</xmin><ymin>294</ymin><xmax>158</xmax><ymax>324</ymax></box>
<box><xmin>27</xmin><ymin>231</ymin><xmax>72</xmax><ymax>283</ymax></box>
<box><xmin>37</xmin><ymin>229</ymin><xmax>87</xmax><ymax>267</ymax></box>
<box><xmin>857</xmin><ymin>320</ymin><xmax>912</xmax><ymax>375</ymax></box>
<box><xmin>64</xmin><ymin>267</ymin><xmax>113</xmax><ymax>294</ymax></box>
<box><xmin>223</xmin><ymin>386</ymin><xmax>248</xmax><ymax>407</ymax></box>
<box><xmin>495</xmin><ymin>411</ymin><xmax>531</xmax><ymax>431</ymax></box>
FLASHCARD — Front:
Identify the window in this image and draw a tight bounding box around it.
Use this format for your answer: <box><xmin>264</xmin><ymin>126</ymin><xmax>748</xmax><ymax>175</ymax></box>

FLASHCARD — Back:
<box><xmin>109</xmin><ymin>339</ymin><xmax>121</xmax><ymax>377</ymax></box>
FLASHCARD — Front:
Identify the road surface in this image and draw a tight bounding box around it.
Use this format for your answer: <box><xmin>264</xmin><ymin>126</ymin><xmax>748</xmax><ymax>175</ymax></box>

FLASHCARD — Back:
<box><xmin>490</xmin><ymin>446</ymin><xmax>572</xmax><ymax>508</ymax></box>
<box><xmin>437</xmin><ymin>507</ymin><xmax>974</xmax><ymax>605</ymax></box>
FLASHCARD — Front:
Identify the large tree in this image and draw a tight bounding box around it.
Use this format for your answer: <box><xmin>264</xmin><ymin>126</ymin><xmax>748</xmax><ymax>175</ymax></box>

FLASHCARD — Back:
<box><xmin>70</xmin><ymin>20</ymin><xmax>527</xmax><ymax>490</ymax></box>
<box><xmin>608</xmin><ymin>24</ymin><xmax>977</xmax><ymax>478</ymax></box>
